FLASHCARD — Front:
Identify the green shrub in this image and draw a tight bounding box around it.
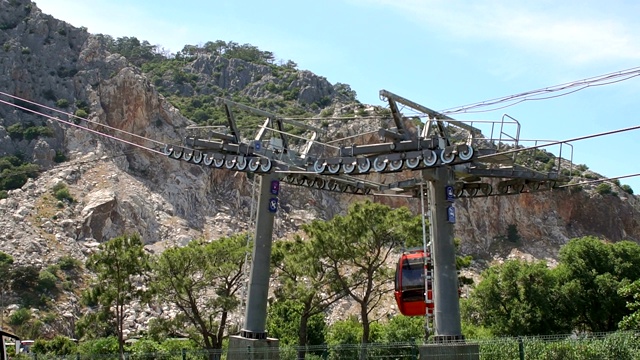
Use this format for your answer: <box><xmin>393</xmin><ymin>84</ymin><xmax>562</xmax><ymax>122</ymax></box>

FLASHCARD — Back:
<box><xmin>570</xmin><ymin>185</ymin><xmax>583</xmax><ymax>193</ymax></box>
<box><xmin>52</xmin><ymin>181</ymin><xmax>66</xmax><ymax>192</ymax></box>
<box><xmin>621</xmin><ymin>184</ymin><xmax>634</xmax><ymax>195</ymax></box>
<box><xmin>46</xmin><ymin>264</ymin><xmax>61</xmax><ymax>275</ymax></box>
<box><xmin>56</xmin><ymin>98</ymin><xmax>69</xmax><ymax>108</ymax></box>
<box><xmin>6</xmin><ymin>123</ymin><xmax>54</xmax><ymax>141</ymax></box>
<box><xmin>59</xmin><ymin>255</ymin><xmax>81</xmax><ymax>271</ymax></box>
<box><xmin>127</xmin><ymin>339</ymin><xmax>162</xmax><ymax>355</ymax></box>
<box><xmin>24</xmin><ymin>126</ymin><xmax>54</xmax><ymax>140</ymax></box>
<box><xmin>320</xmin><ymin>107</ymin><xmax>334</xmax><ymax>117</ymax></box>
<box><xmin>0</xmin><ymin>169</ymin><xmax>28</xmax><ymax>190</ymax></box>
<box><xmin>507</xmin><ymin>224</ymin><xmax>520</xmax><ymax>242</ymax></box>
<box><xmin>8</xmin><ymin>308</ymin><xmax>31</xmax><ymax>326</ymax></box>
<box><xmin>37</xmin><ymin>269</ymin><xmax>57</xmax><ymax>292</ymax></box>
<box><xmin>52</xmin><ymin>182</ymin><xmax>74</xmax><ymax>202</ymax></box>
<box><xmin>74</xmin><ymin>109</ymin><xmax>88</xmax><ymax>118</ymax></box>
<box><xmin>7</xmin><ymin>123</ymin><xmax>24</xmax><ymax>140</ymax></box>
<box><xmin>78</xmin><ymin>337</ymin><xmax>119</xmax><ymax>355</ymax></box>
<box><xmin>0</xmin><ymin>190</ymin><xmax>7</xmax><ymax>199</ymax></box>
<box><xmin>160</xmin><ymin>338</ymin><xmax>198</xmax><ymax>352</ymax></box>
<box><xmin>54</xmin><ymin>188</ymin><xmax>72</xmax><ymax>202</ymax></box>
<box><xmin>53</xmin><ymin>150</ymin><xmax>66</xmax><ymax>163</ymax></box>
<box><xmin>33</xmin><ymin>335</ymin><xmax>77</xmax><ymax>355</ymax></box>
<box><xmin>595</xmin><ymin>183</ymin><xmax>612</xmax><ymax>195</ymax></box>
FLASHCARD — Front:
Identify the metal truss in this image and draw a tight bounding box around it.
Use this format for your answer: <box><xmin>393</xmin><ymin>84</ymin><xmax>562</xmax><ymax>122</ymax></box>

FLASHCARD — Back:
<box><xmin>162</xmin><ymin>91</ymin><xmax>570</xmax><ymax>198</ymax></box>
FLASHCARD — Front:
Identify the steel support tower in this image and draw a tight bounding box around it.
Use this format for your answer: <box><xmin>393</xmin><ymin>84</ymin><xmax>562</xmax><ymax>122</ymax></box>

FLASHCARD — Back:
<box><xmin>424</xmin><ymin>167</ymin><xmax>462</xmax><ymax>339</ymax></box>
<box><xmin>163</xmin><ymin>91</ymin><xmax>569</xmax><ymax>352</ymax></box>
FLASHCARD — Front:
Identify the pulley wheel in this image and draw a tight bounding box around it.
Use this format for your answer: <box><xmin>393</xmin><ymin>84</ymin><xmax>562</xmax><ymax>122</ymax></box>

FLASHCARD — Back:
<box><xmin>225</xmin><ymin>157</ymin><xmax>236</xmax><ymax>169</ymax></box>
<box><xmin>373</xmin><ymin>157</ymin><xmax>387</xmax><ymax>172</ymax></box>
<box><xmin>235</xmin><ymin>157</ymin><xmax>248</xmax><ymax>171</ymax></box>
<box><xmin>248</xmin><ymin>157</ymin><xmax>260</xmax><ymax>172</ymax></box>
<box><xmin>259</xmin><ymin>158</ymin><xmax>272</xmax><ymax>172</ymax></box>
<box><xmin>192</xmin><ymin>151</ymin><xmax>203</xmax><ymax>164</ymax></box>
<box><xmin>405</xmin><ymin>157</ymin><xmax>421</xmax><ymax>169</ymax></box>
<box><xmin>357</xmin><ymin>158</ymin><xmax>371</xmax><ymax>173</ymax></box>
<box><xmin>342</xmin><ymin>162</ymin><xmax>356</xmax><ymax>174</ymax></box>
<box><xmin>211</xmin><ymin>158</ymin><xmax>224</xmax><ymax>168</ymax></box>
<box><xmin>313</xmin><ymin>159</ymin><xmax>326</xmax><ymax>173</ymax></box>
<box><xmin>182</xmin><ymin>151</ymin><xmax>193</xmax><ymax>162</ymax></box>
<box><xmin>203</xmin><ymin>154</ymin><xmax>214</xmax><ymax>166</ymax></box>
<box><xmin>389</xmin><ymin>159</ymin><xmax>403</xmax><ymax>171</ymax></box>
<box><xmin>458</xmin><ymin>145</ymin><xmax>474</xmax><ymax>161</ymax></box>
<box><xmin>441</xmin><ymin>150</ymin><xmax>455</xmax><ymax>164</ymax></box>
<box><xmin>423</xmin><ymin>150</ymin><xmax>437</xmax><ymax>167</ymax></box>
<box><xmin>327</xmin><ymin>163</ymin><xmax>341</xmax><ymax>174</ymax></box>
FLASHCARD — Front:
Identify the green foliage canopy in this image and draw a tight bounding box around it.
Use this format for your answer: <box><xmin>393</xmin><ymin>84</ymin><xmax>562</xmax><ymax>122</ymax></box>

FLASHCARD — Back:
<box><xmin>464</xmin><ymin>236</ymin><xmax>640</xmax><ymax>336</ymax></box>
<box><xmin>150</xmin><ymin>234</ymin><xmax>248</xmax><ymax>349</ymax></box>
<box><xmin>85</xmin><ymin>234</ymin><xmax>150</xmax><ymax>358</ymax></box>
<box><xmin>463</xmin><ymin>260</ymin><xmax>569</xmax><ymax>336</ymax></box>
<box><xmin>269</xmin><ymin>236</ymin><xmax>341</xmax><ymax>353</ymax></box>
<box><xmin>303</xmin><ymin>200</ymin><xmax>422</xmax><ymax>345</ymax></box>
<box><xmin>556</xmin><ymin>237</ymin><xmax>640</xmax><ymax>332</ymax></box>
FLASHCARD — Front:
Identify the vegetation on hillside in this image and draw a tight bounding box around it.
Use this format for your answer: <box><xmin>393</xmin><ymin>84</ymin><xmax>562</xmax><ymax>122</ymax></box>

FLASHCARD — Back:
<box><xmin>97</xmin><ymin>37</ymin><xmax>358</xmax><ymax>137</ymax></box>
<box><xmin>0</xmin><ymin>251</ymin><xmax>83</xmax><ymax>339</ymax></box>
<box><xmin>511</xmin><ymin>146</ymin><xmax>634</xmax><ymax>195</ymax></box>
<box><xmin>0</xmin><ymin>154</ymin><xmax>40</xmax><ymax>197</ymax></box>
<box><xmin>463</xmin><ymin>236</ymin><xmax>640</xmax><ymax>336</ymax></box>
<box><xmin>82</xmin><ymin>234</ymin><xmax>150</xmax><ymax>359</ymax></box>
<box><xmin>2</xmin><ymin>24</ymin><xmax>640</xmax><ymax>357</ymax></box>
<box><xmin>5</xmin><ymin>201</ymin><xmax>640</xmax><ymax>357</ymax></box>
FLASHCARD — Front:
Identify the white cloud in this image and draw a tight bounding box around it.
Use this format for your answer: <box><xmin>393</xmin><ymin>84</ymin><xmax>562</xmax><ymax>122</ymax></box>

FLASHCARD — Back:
<box><xmin>353</xmin><ymin>0</ymin><xmax>640</xmax><ymax>65</ymax></box>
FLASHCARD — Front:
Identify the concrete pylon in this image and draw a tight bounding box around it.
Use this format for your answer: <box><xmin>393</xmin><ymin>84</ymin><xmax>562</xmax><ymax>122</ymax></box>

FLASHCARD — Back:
<box><xmin>228</xmin><ymin>173</ymin><xmax>279</xmax><ymax>360</ymax></box>
<box><xmin>424</xmin><ymin>166</ymin><xmax>463</xmax><ymax>340</ymax></box>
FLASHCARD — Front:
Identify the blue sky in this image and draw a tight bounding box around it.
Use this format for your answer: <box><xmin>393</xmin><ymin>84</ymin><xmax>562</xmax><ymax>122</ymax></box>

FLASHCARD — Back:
<box><xmin>38</xmin><ymin>0</ymin><xmax>640</xmax><ymax>192</ymax></box>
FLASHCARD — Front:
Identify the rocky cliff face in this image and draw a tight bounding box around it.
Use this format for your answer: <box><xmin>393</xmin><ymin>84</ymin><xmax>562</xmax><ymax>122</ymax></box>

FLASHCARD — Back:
<box><xmin>455</xmin><ymin>188</ymin><xmax>640</xmax><ymax>260</ymax></box>
<box><xmin>1</xmin><ymin>0</ymin><xmax>640</xmax><ymax>337</ymax></box>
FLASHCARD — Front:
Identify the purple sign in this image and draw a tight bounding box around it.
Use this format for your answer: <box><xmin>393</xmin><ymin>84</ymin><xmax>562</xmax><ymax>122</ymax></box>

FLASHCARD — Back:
<box><xmin>271</xmin><ymin>180</ymin><xmax>280</xmax><ymax>195</ymax></box>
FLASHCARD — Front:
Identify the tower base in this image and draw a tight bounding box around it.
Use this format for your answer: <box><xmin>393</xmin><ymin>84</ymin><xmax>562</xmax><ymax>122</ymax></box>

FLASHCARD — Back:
<box><xmin>418</xmin><ymin>343</ymin><xmax>480</xmax><ymax>360</ymax></box>
<box><xmin>227</xmin><ymin>335</ymin><xmax>279</xmax><ymax>360</ymax></box>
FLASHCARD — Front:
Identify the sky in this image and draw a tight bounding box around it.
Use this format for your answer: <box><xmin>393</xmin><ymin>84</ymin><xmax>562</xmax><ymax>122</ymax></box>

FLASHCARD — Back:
<box><xmin>37</xmin><ymin>0</ymin><xmax>640</xmax><ymax>192</ymax></box>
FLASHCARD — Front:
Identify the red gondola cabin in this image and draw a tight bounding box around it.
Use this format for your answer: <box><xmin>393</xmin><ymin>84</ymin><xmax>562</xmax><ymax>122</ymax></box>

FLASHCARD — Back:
<box><xmin>394</xmin><ymin>249</ymin><xmax>433</xmax><ymax>316</ymax></box>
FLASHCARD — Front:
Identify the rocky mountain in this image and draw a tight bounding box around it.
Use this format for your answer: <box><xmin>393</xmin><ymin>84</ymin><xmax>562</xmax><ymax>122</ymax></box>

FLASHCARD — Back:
<box><xmin>1</xmin><ymin>0</ymin><xmax>639</xmax><ymax>338</ymax></box>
